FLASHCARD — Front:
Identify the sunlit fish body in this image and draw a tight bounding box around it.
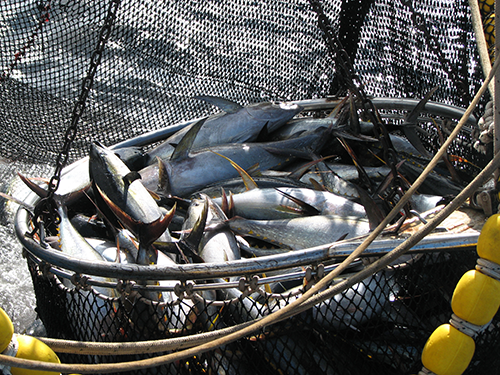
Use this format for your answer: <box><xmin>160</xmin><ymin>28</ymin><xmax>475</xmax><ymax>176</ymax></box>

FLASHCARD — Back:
<box><xmin>89</xmin><ymin>143</ymin><xmax>174</xmax><ymax>265</ymax></box>
<box><xmin>141</xmin><ymin>129</ymin><xmax>326</xmax><ymax>198</ymax></box>
<box><xmin>213</xmin><ymin>187</ymin><xmax>366</xmax><ymax>220</ymax></box>
<box><xmin>301</xmin><ymin>163</ymin><xmax>391</xmax><ymax>185</ymax></box>
<box><xmin>146</xmin><ymin>97</ymin><xmax>302</xmax><ymax>162</ymax></box>
<box><xmin>227</xmin><ymin>214</ymin><xmax>370</xmax><ymax>250</ymax></box>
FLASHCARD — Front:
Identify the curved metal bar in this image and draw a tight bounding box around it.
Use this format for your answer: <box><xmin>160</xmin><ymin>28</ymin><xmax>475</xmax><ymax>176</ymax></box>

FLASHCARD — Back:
<box><xmin>290</xmin><ymin>97</ymin><xmax>477</xmax><ymax>126</ymax></box>
<box><xmin>17</xmin><ymin>200</ymin><xmax>478</xmax><ymax>282</ymax></box>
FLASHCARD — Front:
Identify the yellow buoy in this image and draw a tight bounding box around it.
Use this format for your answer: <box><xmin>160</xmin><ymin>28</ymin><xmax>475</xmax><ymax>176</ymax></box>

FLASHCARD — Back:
<box><xmin>0</xmin><ymin>307</ymin><xmax>60</xmax><ymax>375</ymax></box>
<box><xmin>421</xmin><ymin>324</ymin><xmax>475</xmax><ymax>375</ymax></box>
<box><xmin>10</xmin><ymin>335</ymin><xmax>61</xmax><ymax>375</ymax></box>
<box><xmin>476</xmin><ymin>213</ymin><xmax>500</xmax><ymax>264</ymax></box>
<box><xmin>0</xmin><ymin>307</ymin><xmax>14</xmax><ymax>353</ymax></box>
<box><xmin>451</xmin><ymin>269</ymin><xmax>500</xmax><ymax>325</ymax></box>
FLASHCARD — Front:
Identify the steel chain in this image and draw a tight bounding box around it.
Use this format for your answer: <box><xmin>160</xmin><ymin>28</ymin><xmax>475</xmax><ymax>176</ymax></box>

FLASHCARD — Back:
<box><xmin>28</xmin><ymin>0</ymin><xmax>121</xmax><ymax>237</ymax></box>
<box><xmin>308</xmin><ymin>0</ymin><xmax>407</xmax><ymax>214</ymax></box>
<box><xmin>0</xmin><ymin>1</ymin><xmax>52</xmax><ymax>82</ymax></box>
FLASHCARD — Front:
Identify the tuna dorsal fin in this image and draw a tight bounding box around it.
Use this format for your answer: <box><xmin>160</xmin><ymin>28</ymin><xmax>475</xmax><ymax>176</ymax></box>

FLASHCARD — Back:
<box><xmin>348</xmin><ymin>94</ymin><xmax>361</xmax><ymax>134</ymax></box>
<box><xmin>255</xmin><ymin>122</ymin><xmax>270</xmax><ymax>142</ymax></box>
<box><xmin>219</xmin><ymin>188</ymin><xmax>236</xmax><ymax>219</ymax></box>
<box><xmin>337</xmin><ymin>137</ymin><xmax>372</xmax><ymax>191</ymax></box>
<box><xmin>274</xmin><ymin>188</ymin><xmax>320</xmax><ymax>216</ymax></box>
<box><xmin>194</xmin><ymin>95</ymin><xmax>243</xmax><ymax>114</ymax></box>
<box><xmin>309</xmin><ymin>178</ymin><xmax>328</xmax><ymax>191</ymax></box>
<box><xmin>404</xmin><ymin>86</ymin><xmax>438</xmax><ymax>124</ymax></box>
<box><xmin>327</xmin><ymin>96</ymin><xmax>349</xmax><ymax>118</ymax></box>
<box><xmin>228</xmin><ymin>192</ymin><xmax>235</xmax><ymax>218</ymax></box>
<box><xmin>400</xmin><ymin>87</ymin><xmax>438</xmax><ymax>158</ymax></box>
<box><xmin>211</xmin><ymin>151</ymin><xmax>258</xmax><ymax>190</ymax></box>
<box><xmin>157</xmin><ymin>156</ymin><xmax>171</xmax><ymax>196</ymax></box>
<box><xmin>170</xmin><ymin>117</ymin><xmax>207</xmax><ymax>161</ymax></box>
<box><xmin>354</xmin><ymin>185</ymin><xmax>385</xmax><ymax>231</ymax></box>
<box><xmin>204</xmin><ymin>193</ymin><xmax>229</xmax><ymax>221</ymax></box>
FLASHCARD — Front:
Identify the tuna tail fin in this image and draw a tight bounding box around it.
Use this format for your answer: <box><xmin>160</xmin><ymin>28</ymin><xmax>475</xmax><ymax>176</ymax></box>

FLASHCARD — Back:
<box><xmin>136</xmin><ymin>243</ymin><xmax>158</xmax><ymax>266</ymax></box>
<box><xmin>18</xmin><ymin>172</ymin><xmax>89</xmax><ymax>204</ymax></box>
<box><xmin>0</xmin><ymin>191</ymin><xmax>35</xmax><ymax>213</ymax></box>
<box><xmin>170</xmin><ymin>117</ymin><xmax>207</xmax><ymax>161</ymax></box>
<box><xmin>96</xmin><ymin>183</ymin><xmax>176</xmax><ymax>247</ymax></box>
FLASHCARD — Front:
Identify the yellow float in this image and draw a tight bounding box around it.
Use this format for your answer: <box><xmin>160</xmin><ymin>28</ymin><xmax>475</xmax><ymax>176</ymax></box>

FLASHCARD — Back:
<box><xmin>420</xmin><ymin>213</ymin><xmax>500</xmax><ymax>374</ymax></box>
<box><xmin>0</xmin><ymin>307</ymin><xmax>60</xmax><ymax>375</ymax></box>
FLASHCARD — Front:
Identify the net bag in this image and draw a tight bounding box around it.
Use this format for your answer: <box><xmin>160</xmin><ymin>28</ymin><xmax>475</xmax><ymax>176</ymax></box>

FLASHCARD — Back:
<box><xmin>1</xmin><ymin>0</ymin><xmax>500</xmax><ymax>374</ymax></box>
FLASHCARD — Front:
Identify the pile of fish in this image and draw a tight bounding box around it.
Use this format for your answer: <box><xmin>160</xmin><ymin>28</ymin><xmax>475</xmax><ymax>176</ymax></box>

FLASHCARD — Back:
<box><xmin>12</xmin><ymin>95</ymin><xmax>472</xmax><ymax>373</ymax></box>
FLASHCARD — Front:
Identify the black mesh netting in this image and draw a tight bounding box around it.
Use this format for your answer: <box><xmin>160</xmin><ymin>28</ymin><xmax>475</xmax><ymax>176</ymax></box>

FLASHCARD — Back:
<box><xmin>1</xmin><ymin>0</ymin><xmax>500</xmax><ymax>374</ymax></box>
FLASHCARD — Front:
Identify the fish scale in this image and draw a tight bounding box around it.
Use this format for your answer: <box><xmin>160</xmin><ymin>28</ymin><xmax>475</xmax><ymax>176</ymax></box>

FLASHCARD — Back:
<box><xmin>227</xmin><ymin>214</ymin><xmax>371</xmax><ymax>250</ymax></box>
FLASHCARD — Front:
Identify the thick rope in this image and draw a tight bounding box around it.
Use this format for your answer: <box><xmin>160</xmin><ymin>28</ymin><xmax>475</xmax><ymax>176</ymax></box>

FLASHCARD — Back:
<box><xmin>469</xmin><ymin>0</ymin><xmax>494</xmax><ymax>98</ymax></box>
<box><xmin>2</xmin><ymin>53</ymin><xmax>499</xmax><ymax>375</ymax></box>
<box><xmin>38</xmin><ymin>320</ymin><xmax>258</xmax><ymax>355</ymax></box>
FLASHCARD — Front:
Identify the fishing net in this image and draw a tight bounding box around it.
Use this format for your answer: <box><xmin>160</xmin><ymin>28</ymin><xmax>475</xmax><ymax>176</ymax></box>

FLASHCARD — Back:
<box><xmin>1</xmin><ymin>0</ymin><xmax>499</xmax><ymax>374</ymax></box>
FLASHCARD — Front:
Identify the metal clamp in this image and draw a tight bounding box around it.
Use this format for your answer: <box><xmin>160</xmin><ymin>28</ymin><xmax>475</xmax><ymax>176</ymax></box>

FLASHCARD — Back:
<box><xmin>304</xmin><ymin>264</ymin><xmax>325</xmax><ymax>291</ymax></box>
<box><xmin>471</xmin><ymin>189</ymin><xmax>496</xmax><ymax>216</ymax></box>
<box><xmin>70</xmin><ymin>273</ymin><xmax>91</xmax><ymax>291</ymax></box>
<box><xmin>117</xmin><ymin>280</ymin><xmax>134</xmax><ymax>296</ymax></box>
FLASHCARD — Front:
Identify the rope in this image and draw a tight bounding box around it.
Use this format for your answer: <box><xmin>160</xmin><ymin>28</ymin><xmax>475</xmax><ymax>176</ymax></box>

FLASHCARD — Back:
<box><xmin>469</xmin><ymin>0</ymin><xmax>494</xmax><ymax>98</ymax></box>
<box><xmin>2</xmin><ymin>44</ymin><xmax>499</xmax><ymax>375</ymax></box>
<box><xmin>38</xmin><ymin>320</ymin><xmax>258</xmax><ymax>355</ymax></box>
